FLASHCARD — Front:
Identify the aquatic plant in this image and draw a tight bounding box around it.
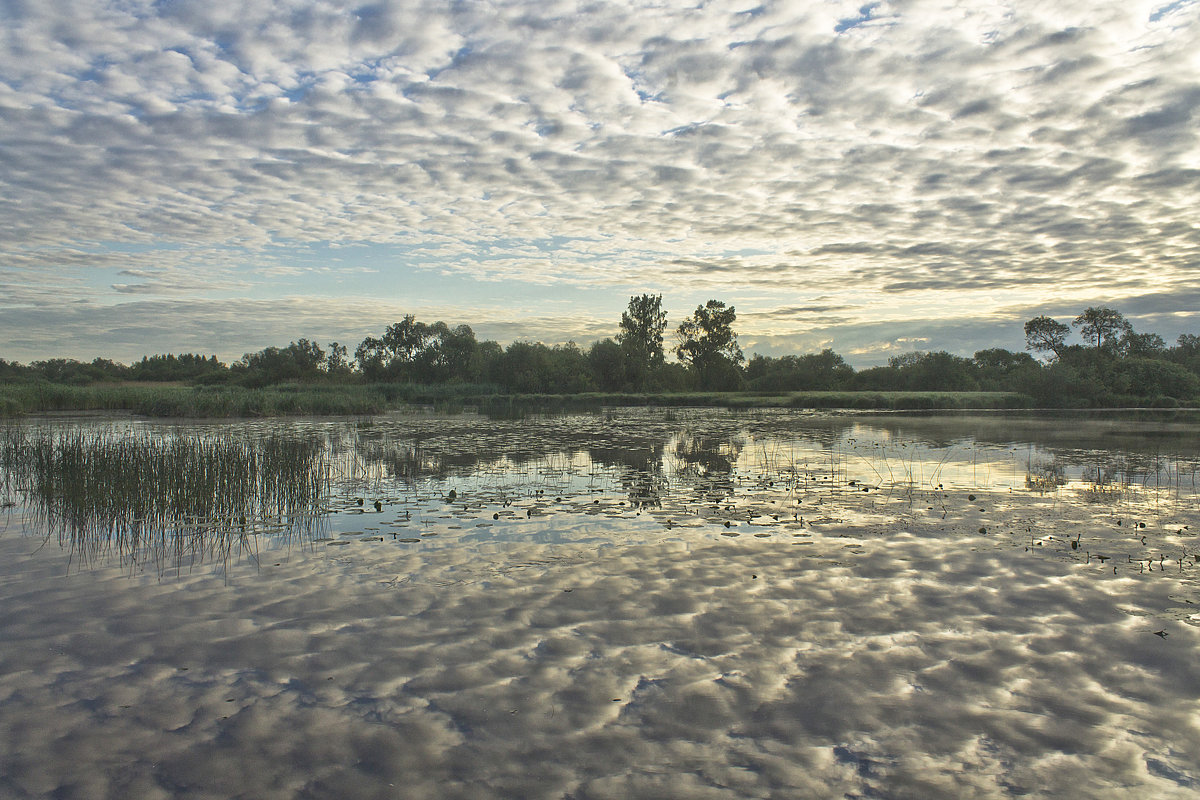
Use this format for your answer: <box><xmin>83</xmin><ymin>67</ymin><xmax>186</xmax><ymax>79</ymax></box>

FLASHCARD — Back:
<box><xmin>0</xmin><ymin>425</ymin><xmax>328</xmax><ymax>571</ymax></box>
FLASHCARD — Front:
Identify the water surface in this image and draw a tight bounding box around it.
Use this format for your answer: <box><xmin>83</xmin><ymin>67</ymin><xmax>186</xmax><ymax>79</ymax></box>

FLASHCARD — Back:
<box><xmin>1</xmin><ymin>409</ymin><xmax>1198</xmax><ymax>799</ymax></box>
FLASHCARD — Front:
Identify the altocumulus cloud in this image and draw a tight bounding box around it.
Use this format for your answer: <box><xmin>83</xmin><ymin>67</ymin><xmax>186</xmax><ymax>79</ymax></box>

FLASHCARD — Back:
<box><xmin>1</xmin><ymin>0</ymin><xmax>1199</xmax><ymax>362</ymax></box>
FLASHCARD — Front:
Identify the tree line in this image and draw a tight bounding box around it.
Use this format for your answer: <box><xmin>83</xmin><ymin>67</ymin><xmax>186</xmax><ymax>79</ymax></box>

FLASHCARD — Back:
<box><xmin>2</xmin><ymin>299</ymin><xmax>1197</xmax><ymax>406</ymax></box>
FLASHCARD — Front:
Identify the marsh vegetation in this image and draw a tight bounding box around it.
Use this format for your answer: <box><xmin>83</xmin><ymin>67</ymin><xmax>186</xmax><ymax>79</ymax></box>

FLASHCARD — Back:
<box><xmin>3</xmin><ymin>301</ymin><xmax>1197</xmax><ymax>417</ymax></box>
<box><xmin>1</xmin><ymin>425</ymin><xmax>326</xmax><ymax>572</ymax></box>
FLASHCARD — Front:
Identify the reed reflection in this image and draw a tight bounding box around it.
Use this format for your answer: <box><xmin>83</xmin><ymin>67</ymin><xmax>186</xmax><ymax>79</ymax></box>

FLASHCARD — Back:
<box><xmin>1</xmin><ymin>425</ymin><xmax>327</xmax><ymax>572</ymax></box>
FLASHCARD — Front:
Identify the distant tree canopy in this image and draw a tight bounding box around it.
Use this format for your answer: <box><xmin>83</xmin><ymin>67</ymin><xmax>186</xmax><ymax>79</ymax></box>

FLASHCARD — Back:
<box><xmin>745</xmin><ymin>349</ymin><xmax>852</xmax><ymax>392</ymax></box>
<box><xmin>1015</xmin><ymin>308</ymin><xmax>1200</xmax><ymax>406</ymax></box>
<box><xmin>1024</xmin><ymin>316</ymin><xmax>1070</xmax><ymax>358</ymax></box>
<box><xmin>617</xmin><ymin>294</ymin><xmax>668</xmax><ymax>390</ymax></box>
<box><xmin>3</xmin><ymin>301</ymin><xmax>1197</xmax><ymax>409</ymax></box>
<box><xmin>233</xmin><ymin>339</ymin><xmax>325</xmax><ymax>386</ymax></box>
<box><xmin>131</xmin><ymin>353</ymin><xmax>226</xmax><ymax>382</ymax></box>
<box><xmin>1073</xmin><ymin>306</ymin><xmax>1131</xmax><ymax>351</ymax></box>
<box><xmin>676</xmin><ymin>300</ymin><xmax>744</xmax><ymax>390</ymax></box>
<box><xmin>353</xmin><ymin>317</ymin><xmax>483</xmax><ymax>384</ymax></box>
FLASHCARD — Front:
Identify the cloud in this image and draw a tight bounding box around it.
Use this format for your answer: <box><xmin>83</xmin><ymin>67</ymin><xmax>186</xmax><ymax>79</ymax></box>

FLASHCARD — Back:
<box><xmin>0</xmin><ymin>0</ymin><xmax>1198</xmax><ymax>361</ymax></box>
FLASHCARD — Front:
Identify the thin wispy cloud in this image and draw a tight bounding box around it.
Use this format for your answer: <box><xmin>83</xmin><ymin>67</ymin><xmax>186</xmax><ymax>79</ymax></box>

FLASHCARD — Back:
<box><xmin>2</xmin><ymin>0</ymin><xmax>1198</xmax><ymax>363</ymax></box>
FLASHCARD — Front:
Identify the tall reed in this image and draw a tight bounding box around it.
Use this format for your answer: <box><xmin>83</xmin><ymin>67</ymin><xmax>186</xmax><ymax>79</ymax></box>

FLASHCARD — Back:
<box><xmin>0</xmin><ymin>425</ymin><xmax>328</xmax><ymax>571</ymax></box>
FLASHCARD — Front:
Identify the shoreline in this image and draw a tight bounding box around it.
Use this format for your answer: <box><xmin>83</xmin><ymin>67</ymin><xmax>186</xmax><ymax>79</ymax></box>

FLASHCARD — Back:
<box><xmin>7</xmin><ymin>381</ymin><xmax>1180</xmax><ymax>419</ymax></box>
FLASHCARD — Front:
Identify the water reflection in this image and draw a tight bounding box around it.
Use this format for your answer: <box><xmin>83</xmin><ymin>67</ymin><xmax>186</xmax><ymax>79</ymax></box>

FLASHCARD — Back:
<box><xmin>3</xmin><ymin>409</ymin><xmax>1197</xmax><ymax>581</ymax></box>
<box><xmin>2</xmin><ymin>410</ymin><xmax>1200</xmax><ymax>798</ymax></box>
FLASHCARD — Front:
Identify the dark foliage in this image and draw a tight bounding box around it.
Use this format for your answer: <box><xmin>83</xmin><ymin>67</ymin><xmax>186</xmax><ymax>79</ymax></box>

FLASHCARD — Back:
<box><xmin>3</xmin><ymin>303</ymin><xmax>1197</xmax><ymax>411</ymax></box>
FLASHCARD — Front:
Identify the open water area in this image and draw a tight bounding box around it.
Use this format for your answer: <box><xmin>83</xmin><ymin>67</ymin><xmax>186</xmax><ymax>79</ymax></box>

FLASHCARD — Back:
<box><xmin>1</xmin><ymin>407</ymin><xmax>1199</xmax><ymax>799</ymax></box>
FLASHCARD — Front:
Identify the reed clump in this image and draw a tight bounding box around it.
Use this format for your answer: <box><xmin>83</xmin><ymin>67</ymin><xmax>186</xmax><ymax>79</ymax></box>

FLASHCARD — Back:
<box><xmin>0</xmin><ymin>426</ymin><xmax>328</xmax><ymax>570</ymax></box>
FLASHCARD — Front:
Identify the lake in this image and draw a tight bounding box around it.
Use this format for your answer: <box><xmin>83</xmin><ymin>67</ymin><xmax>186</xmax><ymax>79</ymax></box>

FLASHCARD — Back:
<box><xmin>1</xmin><ymin>408</ymin><xmax>1198</xmax><ymax>799</ymax></box>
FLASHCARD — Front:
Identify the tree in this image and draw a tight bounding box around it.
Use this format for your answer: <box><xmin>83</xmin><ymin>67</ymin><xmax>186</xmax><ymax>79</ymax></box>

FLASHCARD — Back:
<box><xmin>973</xmin><ymin>348</ymin><xmax>1038</xmax><ymax>391</ymax></box>
<box><xmin>617</xmin><ymin>294</ymin><xmax>667</xmax><ymax>389</ymax></box>
<box><xmin>744</xmin><ymin>350</ymin><xmax>853</xmax><ymax>391</ymax></box>
<box><xmin>354</xmin><ymin>317</ymin><xmax>479</xmax><ymax>382</ymax></box>
<box><xmin>233</xmin><ymin>339</ymin><xmax>325</xmax><ymax>385</ymax></box>
<box><xmin>289</xmin><ymin>339</ymin><xmax>325</xmax><ymax>374</ymax></box>
<box><xmin>497</xmin><ymin>341</ymin><xmax>594</xmax><ymax>393</ymax></box>
<box><xmin>1024</xmin><ymin>316</ymin><xmax>1070</xmax><ymax>358</ymax></box>
<box><xmin>381</xmin><ymin>315</ymin><xmax>433</xmax><ymax>367</ymax></box>
<box><xmin>130</xmin><ymin>353</ymin><xmax>226</xmax><ymax>382</ymax></box>
<box><xmin>354</xmin><ymin>336</ymin><xmax>387</xmax><ymax>380</ymax></box>
<box><xmin>325</xmin><ymin>342</ymin><xmax>352</xmax><ymax>375</ymax></box>
<box><xmin>1119</xmin><ymin>331</ymin><xmax>1165</xmax><ymax>358</ymax></box>
<box><xmin>588</xmin><ymin>338</ymin><xmax>627</xmax><ymax>391</ymax></box>
<box><xmin>886</xmin><ymin>351</ymin><xmax>979</xmax><ymax>391</ymax></box>
<box><xmin>1073</xmin><ymin>307</ymin><xmax>1131</xmax><ymax>351</ymax></box>
<box><xmin>433</xmin><ymin>324</ymin><xmax>480</xmax><ymax>382</ymax></box>
<box><xmin>676</xmin><ymin>300</ymin><xmax>744</xmax><ymax>389</ymax></box>
<box><xmin>1170</xmin><ymin>334</ymin><xmax>1200</xmax><ymax>378</ymax></box>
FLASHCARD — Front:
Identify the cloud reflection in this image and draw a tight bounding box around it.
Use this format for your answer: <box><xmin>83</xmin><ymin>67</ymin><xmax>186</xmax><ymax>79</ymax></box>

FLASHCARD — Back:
<box><xmin>1</xmin><ymin>532</ymin><xmax>1197</xmax><ymax>798</ymax></box>
<box><xmin>1</xmin><ymin>410</ymin><xmax>1199</xmax><ymax>797</ymax></box>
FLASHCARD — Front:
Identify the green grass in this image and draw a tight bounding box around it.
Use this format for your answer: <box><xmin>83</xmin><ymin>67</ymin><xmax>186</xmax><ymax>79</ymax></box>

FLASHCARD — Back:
<box><xmin>0</xmin><ymin>382</ymin><xmax>390</xmax><ymax>417</ymax></box>
<box><xmin>0</xmin><ymin>425</ymin><xmax>328</xmax><ymax>569</ymax></box>
<box><xmin>0</xmin><ymin>380</ymin><xmax>1034</xmax><ymax>418</ymax></box>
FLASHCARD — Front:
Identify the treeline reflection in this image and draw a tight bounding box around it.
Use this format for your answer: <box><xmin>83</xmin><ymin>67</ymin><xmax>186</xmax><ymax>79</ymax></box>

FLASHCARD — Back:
<box><xmin>3</xmin><ymin>410</ymin><xmax>1198</xmax><ymax>571</ymax></box>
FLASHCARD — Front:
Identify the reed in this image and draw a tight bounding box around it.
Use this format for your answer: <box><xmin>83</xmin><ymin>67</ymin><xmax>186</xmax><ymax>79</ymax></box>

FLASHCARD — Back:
<box><xmin>0</xmin><ymin>382</ymin><xmax>392</xmax><ymax>417</ymax></box>
<box><xmin>0</xmin><ymin>425</ymin><xmax>328</xmax><ymax>571</ymax></box>
<box><xmin>0</xmin><ymin>380</ymin><xmax>1034</xmax><ymax>419</ymax></box>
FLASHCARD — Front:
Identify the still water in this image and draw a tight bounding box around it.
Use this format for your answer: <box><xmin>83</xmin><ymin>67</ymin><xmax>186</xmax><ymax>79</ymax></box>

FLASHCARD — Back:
<box><xmin>1</xmin><ymin>409</ymin><xmax>1198</xmax><ymax>799</ymax></box>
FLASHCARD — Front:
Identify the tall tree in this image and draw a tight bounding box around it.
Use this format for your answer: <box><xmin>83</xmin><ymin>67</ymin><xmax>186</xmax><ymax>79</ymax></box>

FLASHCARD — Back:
<box><xmin>676</xmin><ymin>300</ymin><xmax>744</xmax><ymax>389</ymax></box>
<box><xmin>1024</xmin><ymin>315</ymin><xmax>1070</xmax><ymax>358</ymax></box>
<box><xmin>324</xmin><ymin>342</ymin><xmax>351</xmax><ymax>375</ymax></box>
<box><xmin>1073</xmin><ymin>307</ymin><xmax>1131</xmax><ymax>350</ymax></box>
<box><xmin>1119</xmin><ymin>331</ymin><xmax>1165</xmax><ymax>358</ymax></box>
<box><xmin>381</xmin><ymin>315</ymin><xmax>433</xmax><ymax>364</ymax></box>
<box><xmin>617</xmin><ymin>294</ymin><xmax>667</xmax><ymax>389</ymax></box>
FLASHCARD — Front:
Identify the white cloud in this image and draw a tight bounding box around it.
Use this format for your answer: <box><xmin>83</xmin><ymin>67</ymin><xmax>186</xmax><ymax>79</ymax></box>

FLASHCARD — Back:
<box><xmin>1</xmin><ymin>0</ymin><xmax>1198</xmax><ymax>362</ymax></box>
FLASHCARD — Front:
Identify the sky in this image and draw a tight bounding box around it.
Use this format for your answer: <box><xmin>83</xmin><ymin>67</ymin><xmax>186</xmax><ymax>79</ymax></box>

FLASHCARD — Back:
<box><xmin>1</xmin><ymin>0</ymin><xmax>1198</xmax><ymax>368</ymax></box>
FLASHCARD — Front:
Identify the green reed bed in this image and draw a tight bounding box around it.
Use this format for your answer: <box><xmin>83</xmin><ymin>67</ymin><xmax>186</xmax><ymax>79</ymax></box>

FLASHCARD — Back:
<box><xmin>0</xmin><ymin>426</ymin><xmax>329</xmax><ymax>571</ymax></box>
<box><xmin>0</xmin><ymin>380</ymin><xmax>1035</xmax><ymax>419</ymax></box>
<box><xmin>0</xmin><ymin>382</ymin><xmax>390</xmax><ymax>417</ymax></box>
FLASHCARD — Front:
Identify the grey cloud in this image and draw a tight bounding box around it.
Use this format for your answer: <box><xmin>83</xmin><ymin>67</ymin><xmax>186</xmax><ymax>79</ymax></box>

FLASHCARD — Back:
<box><xmin>752</xmin><ymin>305</ymin><xmax>859</xmax><ymax>319</ymax></box>
<box><xmin>0</xmin><ymin>0</ymin><xmax>1197</xmax><ymax>359</ymax></box>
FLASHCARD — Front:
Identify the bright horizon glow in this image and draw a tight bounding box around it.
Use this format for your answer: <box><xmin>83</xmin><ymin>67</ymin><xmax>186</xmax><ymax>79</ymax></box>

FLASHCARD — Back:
<box><xmin>2</xmin><ymin>0</ymin><xmax>1198</xmax><ymax>367</ymax></box>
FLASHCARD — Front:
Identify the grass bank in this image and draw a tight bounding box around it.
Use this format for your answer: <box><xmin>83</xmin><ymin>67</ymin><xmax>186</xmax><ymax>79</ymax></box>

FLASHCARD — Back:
<box><xmin>1</xmin><ymin>382</ymin><xmax>1034</xmax><ymax>418</ymax></box>
<box><xmin>0</xmin><ymin>381</ymin><xmax>1032</xmax><ymax>418</ymax></box>
<box><xmin>0</xmin><ymin>382</ymin><xmax>389</xmax><ymax>417</ymax></box>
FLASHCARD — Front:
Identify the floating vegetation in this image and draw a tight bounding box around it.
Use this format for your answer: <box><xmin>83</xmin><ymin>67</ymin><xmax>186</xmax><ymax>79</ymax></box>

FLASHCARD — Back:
<box><xmin>4</xmin><ymin>409</ymin><xmax>1200</xmax><ymax>582</ymax></box>
<box><xmin>0</xmin><ymin>425</ymin><xmax>327</xmax><ymax>572</ymax></box>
